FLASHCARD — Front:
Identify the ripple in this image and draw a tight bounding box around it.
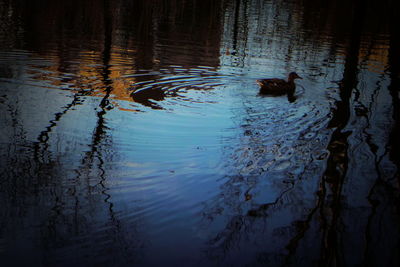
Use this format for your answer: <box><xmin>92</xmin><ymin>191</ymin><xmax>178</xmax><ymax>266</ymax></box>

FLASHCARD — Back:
<box><xmin>228</xmin><ymin>94</ymin><xmax>333</xmax><ymax>181</ymax></box>
<box><xmin>273</xmin><ymin>160</ymin><xmax>291</xmax><ymax>171</ymax></box>
<box><xmin>128</xmin><ymin>65</ymin><xmax>238</xmax><ymax>110</ymax></box>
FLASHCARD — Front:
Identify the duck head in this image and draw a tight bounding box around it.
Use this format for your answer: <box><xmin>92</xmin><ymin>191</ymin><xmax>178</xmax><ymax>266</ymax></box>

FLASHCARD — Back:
<box><xmin>288</xmin><ymin>72</ymin><xmax>302</xmax><ymax>82</ymax></box>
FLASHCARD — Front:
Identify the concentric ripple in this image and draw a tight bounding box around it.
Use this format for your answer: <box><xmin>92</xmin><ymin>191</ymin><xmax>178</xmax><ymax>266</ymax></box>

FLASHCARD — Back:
<box><xmin>126</xmin><ymin>65</ymin><xmax>238</xmax><ymax>110</ymax></box>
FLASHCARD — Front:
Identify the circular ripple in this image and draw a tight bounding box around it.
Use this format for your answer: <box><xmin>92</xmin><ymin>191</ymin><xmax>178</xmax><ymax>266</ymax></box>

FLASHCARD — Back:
<box><xmin>127</xmin><ymin>65</ymin><xmax>239</xmax><ymax>110</ymax></box>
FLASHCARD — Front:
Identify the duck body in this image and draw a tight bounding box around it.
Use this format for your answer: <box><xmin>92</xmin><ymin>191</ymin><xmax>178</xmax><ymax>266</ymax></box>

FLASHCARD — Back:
<box><xmin>257</xmin><ymin>72</ymin><xmax>302</xmax><ymax>95</ymax></box>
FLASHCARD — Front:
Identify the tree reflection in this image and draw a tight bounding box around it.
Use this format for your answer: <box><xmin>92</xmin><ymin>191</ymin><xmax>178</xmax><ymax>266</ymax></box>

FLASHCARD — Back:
<box><xmin>387</xmin><ymin>2</ymin><xmax>400</xmax><ymax>180</ymax></box>
<box><xmin>202</xmin><ymin>0</ymin><xmax>400</xmax><ymax>266</ymax></box>
<box><xmin>0</xmin><ymin>1</ymin><xmax>143</xmax><ymax>265</ymax></box>
<box><xmin>316</xmin><ymin>0</ymin><xmax>364</xmax><ymax>263</ymax></box>
<box><xmin>1</xmin><ymin>0</ymin><xmax>399</xmax><ymax>266</ymax></box>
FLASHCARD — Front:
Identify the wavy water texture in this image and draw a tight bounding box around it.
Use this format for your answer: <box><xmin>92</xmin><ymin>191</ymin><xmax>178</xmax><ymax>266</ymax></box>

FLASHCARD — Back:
<box><xmin>0</xmin><ymin>0</ymin><xmax>399</xmax><ymax>266</ymax></box>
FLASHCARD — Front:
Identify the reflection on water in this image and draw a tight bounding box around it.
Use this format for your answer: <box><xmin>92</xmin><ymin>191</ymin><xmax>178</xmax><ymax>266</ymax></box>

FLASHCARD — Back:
<box><xmin>1</xmin><ymin>0</ymin><xmax>399</xmax><ymax>266</ymax></box>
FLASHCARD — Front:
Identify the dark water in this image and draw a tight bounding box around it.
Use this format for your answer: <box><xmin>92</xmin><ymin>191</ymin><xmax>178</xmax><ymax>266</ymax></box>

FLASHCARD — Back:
<box><xmin>1</xmin><ymin>0</ymin><xmax>399</xmax><ymax>266</ymax></box>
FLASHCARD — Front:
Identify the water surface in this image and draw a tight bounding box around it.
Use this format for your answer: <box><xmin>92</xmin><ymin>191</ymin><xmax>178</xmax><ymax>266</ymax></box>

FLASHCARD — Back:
<box><xmin>0</xmin><ymin>0</ymin><xmax>399</xmax><ymax>266</ymax></box>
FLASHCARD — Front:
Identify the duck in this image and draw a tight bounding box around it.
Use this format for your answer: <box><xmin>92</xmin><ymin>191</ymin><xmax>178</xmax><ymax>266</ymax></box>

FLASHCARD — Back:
<box><xmin>256</xmin><ymin>72</ymin><xmax>302</xmax><ymax>95</ymax></box>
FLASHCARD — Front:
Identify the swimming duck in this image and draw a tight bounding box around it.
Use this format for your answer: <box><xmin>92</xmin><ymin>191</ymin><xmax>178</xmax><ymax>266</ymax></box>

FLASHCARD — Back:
<box><xmin>257</xmin><ymin>72</ymin><xmax>302</xmax><ymax>95</ymax></box>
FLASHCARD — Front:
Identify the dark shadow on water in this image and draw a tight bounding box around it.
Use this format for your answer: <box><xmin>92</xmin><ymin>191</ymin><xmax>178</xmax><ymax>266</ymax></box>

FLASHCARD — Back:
<box><xmin>258</xmin><ymin>92</ymin><xmax>297</xmax><ymax>103</ymax></box>
<box><xmin>316</xmin><ymin>0</ymin><xmax>364</xmax><ymax>265</ymax></box>
<box><xmin>387</xmin><ymin>1</ymin><xmax>400</xmax><ymax>181</ymax></box>
<box><xmin>130</xmin><ymin>88</ymin><xmax>166</xmax><ymax>110</ymax></box>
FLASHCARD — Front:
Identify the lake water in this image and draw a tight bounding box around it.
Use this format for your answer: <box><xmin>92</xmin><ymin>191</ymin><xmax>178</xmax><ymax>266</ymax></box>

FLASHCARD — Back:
<box><xmin>1</xmin><ymin>0</ymin><xmax>399</xmax><ymax>266</ymax></box>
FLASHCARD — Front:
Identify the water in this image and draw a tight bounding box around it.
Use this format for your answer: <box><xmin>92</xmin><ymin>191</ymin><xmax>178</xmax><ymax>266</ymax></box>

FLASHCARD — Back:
<box><xmin>1</xmin><ymin>0</ymin><xmax>399</xmax><ymax>266</ymax></box>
